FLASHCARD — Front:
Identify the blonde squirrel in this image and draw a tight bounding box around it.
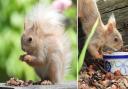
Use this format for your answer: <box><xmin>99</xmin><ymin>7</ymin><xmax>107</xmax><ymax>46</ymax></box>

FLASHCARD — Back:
<box><xmin>79</xmin><ymin>0</ymin><xmax>123</xmax><ymax>59</ymax></box>
<box><xmin>20</xmin><ymin>4</ymin><xmax>71</xmax><ymax>84</ymax></box>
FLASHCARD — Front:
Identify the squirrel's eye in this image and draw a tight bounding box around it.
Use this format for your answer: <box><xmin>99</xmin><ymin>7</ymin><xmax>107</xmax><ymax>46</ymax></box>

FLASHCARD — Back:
<box><xmin>114</xmin><ymin>38</ymin><xmax>118</xmax><ymax>42</ymax></box>
<box><xmin>28</xmin><ymin>37</ymin><xmax>32</xmax><ymax>43</ymax></box>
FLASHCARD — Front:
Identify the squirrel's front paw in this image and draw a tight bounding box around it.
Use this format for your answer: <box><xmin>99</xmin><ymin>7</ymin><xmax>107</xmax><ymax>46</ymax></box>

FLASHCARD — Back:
<box><xmin>95</xmin><ymin>54</ymin><xmax>103</xmax><ymax>59</ymax></box>
<box><xmin>24</xmin><ymin>55</ymin><xmax>32</xmax><ymax>62</ymax></box>
<box><xmin>20</xmin><ymin>54</ymin><xmax>32</xmax><ymax>62</ymax></box>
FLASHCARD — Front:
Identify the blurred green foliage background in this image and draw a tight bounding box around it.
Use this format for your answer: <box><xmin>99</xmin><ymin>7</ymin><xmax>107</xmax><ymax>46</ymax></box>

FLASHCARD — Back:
<box><xmin>0</xmin><ymin>0</ymin><xmax>77</xmax><ymax>82</ymax></box>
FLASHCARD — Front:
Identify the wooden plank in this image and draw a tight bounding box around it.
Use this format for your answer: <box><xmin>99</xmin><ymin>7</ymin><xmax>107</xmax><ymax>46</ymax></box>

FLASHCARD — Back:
<box><xmin>0</xmin><ymin>81</ymin><xmax>77</xmax><ymax>89</ymax></box>
<box><xmin>99</xmin><ymin>6</ymin><xmax>128</xmax><ymax>29</ymax></box>
<box><xmin>97</xmin><ymin>0</ymin><xmax>128</xmax><ymax>14</ymax></box>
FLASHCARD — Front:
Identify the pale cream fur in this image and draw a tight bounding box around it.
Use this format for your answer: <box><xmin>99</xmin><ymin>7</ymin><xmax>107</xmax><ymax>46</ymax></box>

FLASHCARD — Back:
<box><xmin>20</xmin><ymin>4</ymin><xmax>71</xmax><ymax>84</ymax></box>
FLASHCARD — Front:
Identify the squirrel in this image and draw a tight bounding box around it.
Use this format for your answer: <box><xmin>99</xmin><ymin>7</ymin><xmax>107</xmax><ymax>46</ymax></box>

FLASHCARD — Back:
<box><xmin>20</xmin><ymin>4</ymin><xmax>71</xmax><ymax>84</ymax></box>
<box><xmin>78</xmin><ymin>0</ymin><xmax>123</xmax><ymax>59</ymax></box>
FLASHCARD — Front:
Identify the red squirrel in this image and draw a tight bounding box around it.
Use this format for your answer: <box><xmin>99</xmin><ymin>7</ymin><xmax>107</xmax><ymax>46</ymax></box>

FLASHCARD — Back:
<box><xmin>79</xmin><ymin>0</ymin><xmax>123</xmax><ymax>59</ymax></box>
<box><xmin>20</xmin><ymin>4</ymin><xmax>71</xmax><ymax>84</ymax></box>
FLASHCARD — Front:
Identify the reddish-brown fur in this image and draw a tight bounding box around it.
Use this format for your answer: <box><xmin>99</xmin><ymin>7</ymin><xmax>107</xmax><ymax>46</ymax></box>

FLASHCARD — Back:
<box><xmin>79</xmin><ymin>0</ymin><xmax>123</xmax><ymax>59</ymax></box>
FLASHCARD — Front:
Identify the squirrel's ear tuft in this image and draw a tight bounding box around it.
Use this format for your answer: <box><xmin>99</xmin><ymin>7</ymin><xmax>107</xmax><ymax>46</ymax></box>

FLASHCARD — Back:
<box><xmin>24</xmin><ymin>17</ymin><xmax>33</xmax><ymax>30</ymax></box>
<box><xmin>107</xmin><ymin>13</ymin><xmax>116</xmax><ymax>32</ymax></box>
<box><xmin>108</xmin><ymin>13</ymin><xmax>116</xmax><ymax>27</ymax></box>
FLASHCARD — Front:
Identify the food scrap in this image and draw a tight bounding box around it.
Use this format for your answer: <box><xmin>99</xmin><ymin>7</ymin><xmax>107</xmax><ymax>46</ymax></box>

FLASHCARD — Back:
<box><xmin>78</xmin><ymin>65</ymin><xmax>128</xmax><ymax>89</ymax></box>
<box><xmin>6</xmin><ymin>78</ymin><xmax>52</xmax><ymax>86</ymax></box>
